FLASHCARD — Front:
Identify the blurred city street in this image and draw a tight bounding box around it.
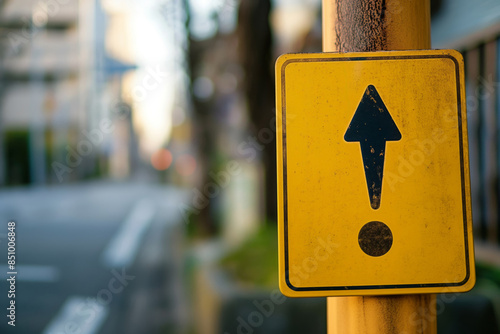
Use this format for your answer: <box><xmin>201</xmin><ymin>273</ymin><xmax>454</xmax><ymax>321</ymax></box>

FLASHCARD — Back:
<box><xmin>0</xmin><ymin>0</ymin><xmax>499</xmax><ymax>333</ymax></box>
<box><xmin>0</xmin><ymin>181</ymin><xmax>188</xmax><ymax>333</ymax></box>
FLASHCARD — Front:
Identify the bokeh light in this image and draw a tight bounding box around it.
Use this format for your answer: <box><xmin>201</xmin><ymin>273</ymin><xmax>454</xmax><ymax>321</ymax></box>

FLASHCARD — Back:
<box><xmin>151</xmin><ymin>148</ymin><xmax>173</xmax><ymax>171</ymax></box>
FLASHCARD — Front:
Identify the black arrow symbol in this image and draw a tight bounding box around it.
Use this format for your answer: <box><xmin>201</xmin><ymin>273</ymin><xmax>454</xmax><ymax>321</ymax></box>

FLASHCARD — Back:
<box><xmin>344</xmin><ymin>85</ymin><xmax>402</xmax><ymax>210</ymax></box>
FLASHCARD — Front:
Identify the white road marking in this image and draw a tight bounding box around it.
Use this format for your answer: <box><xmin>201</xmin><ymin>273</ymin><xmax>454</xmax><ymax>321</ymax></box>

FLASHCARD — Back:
<box><xmin>101</xmin><ymin>199</ymin><xmax>156</xmax><ymax>268</ymax></box>
<box><xmin>42</xmin><ymin>296</ymin><xmax>108</xmax><ymax>334</ymax></box>
<box><xmin>0</xmin><ymin>265</ymin><xmax>59</xmax><ymax>282</ymax></box>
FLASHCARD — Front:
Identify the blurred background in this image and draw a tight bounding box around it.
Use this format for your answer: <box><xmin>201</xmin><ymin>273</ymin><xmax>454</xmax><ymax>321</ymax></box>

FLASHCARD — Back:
<box><xmin>0</xmin><ymin>0</ymin><xmax>499</xmax><ymax>333</ymax></box>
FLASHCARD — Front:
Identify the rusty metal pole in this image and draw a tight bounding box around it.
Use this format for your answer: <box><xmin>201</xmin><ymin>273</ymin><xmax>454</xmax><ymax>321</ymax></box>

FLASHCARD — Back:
<box><xmin>322</xmin><ymin>0</ymin><xmax>437</xmax><ymax>333</ymax></box>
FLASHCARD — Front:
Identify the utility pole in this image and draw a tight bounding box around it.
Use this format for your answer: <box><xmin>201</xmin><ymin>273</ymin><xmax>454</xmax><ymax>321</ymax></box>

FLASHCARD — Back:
<box><xmin>322</xmin><ymin>1</ymin><xmax>437</xmax><ymax>333</ymax></box>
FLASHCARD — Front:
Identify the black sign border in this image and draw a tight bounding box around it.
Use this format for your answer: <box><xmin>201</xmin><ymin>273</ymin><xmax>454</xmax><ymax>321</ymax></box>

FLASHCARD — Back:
<box><xmin>280</xmin><ymin>53</ymin><xmax>471</xmax><ymax>292</ymax></box>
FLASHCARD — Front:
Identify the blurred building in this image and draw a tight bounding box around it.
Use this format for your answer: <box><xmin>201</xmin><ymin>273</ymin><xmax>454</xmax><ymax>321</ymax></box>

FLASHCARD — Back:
<box><xmin>432</xmin><ymin>0</ymin><xmax>500</xmax><ymax>265</ymax></box>
<box><xmin>0</xmin><ymin>0</ymin><xmax>137</xmax><ymax>186</ymax></box>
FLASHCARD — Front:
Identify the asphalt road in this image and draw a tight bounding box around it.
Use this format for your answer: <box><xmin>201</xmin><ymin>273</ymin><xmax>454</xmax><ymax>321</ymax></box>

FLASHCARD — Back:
<box><xmin>0</xmin><ymin>181</ymin><xmax>188</xmax><ymax>334</ymax></box>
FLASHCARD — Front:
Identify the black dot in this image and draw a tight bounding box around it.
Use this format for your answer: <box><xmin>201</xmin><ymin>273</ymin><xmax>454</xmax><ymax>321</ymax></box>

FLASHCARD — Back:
<box><xmin>358</xmin><ymin>221</ymin><xmax>393</xmax><ymax>257</ymax></box>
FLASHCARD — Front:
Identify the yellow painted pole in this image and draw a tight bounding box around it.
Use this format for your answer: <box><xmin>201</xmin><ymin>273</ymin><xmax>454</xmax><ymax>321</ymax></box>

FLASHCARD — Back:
<box><xmin>322</xmin><ymin>0</ymin><xmax>431</xmax><ymax>52</ymax></box>
<box><xmin>322</xmin><ymin>1</ymin><xmax>437</xmax><ymax>333</ymax></box>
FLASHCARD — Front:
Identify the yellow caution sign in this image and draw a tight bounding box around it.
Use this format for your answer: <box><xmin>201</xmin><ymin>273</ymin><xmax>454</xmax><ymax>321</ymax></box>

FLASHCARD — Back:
<box><xmin>276</xmin><ymin>50</ymin><xmax>475</xmax><ymax>297</ymax></box>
